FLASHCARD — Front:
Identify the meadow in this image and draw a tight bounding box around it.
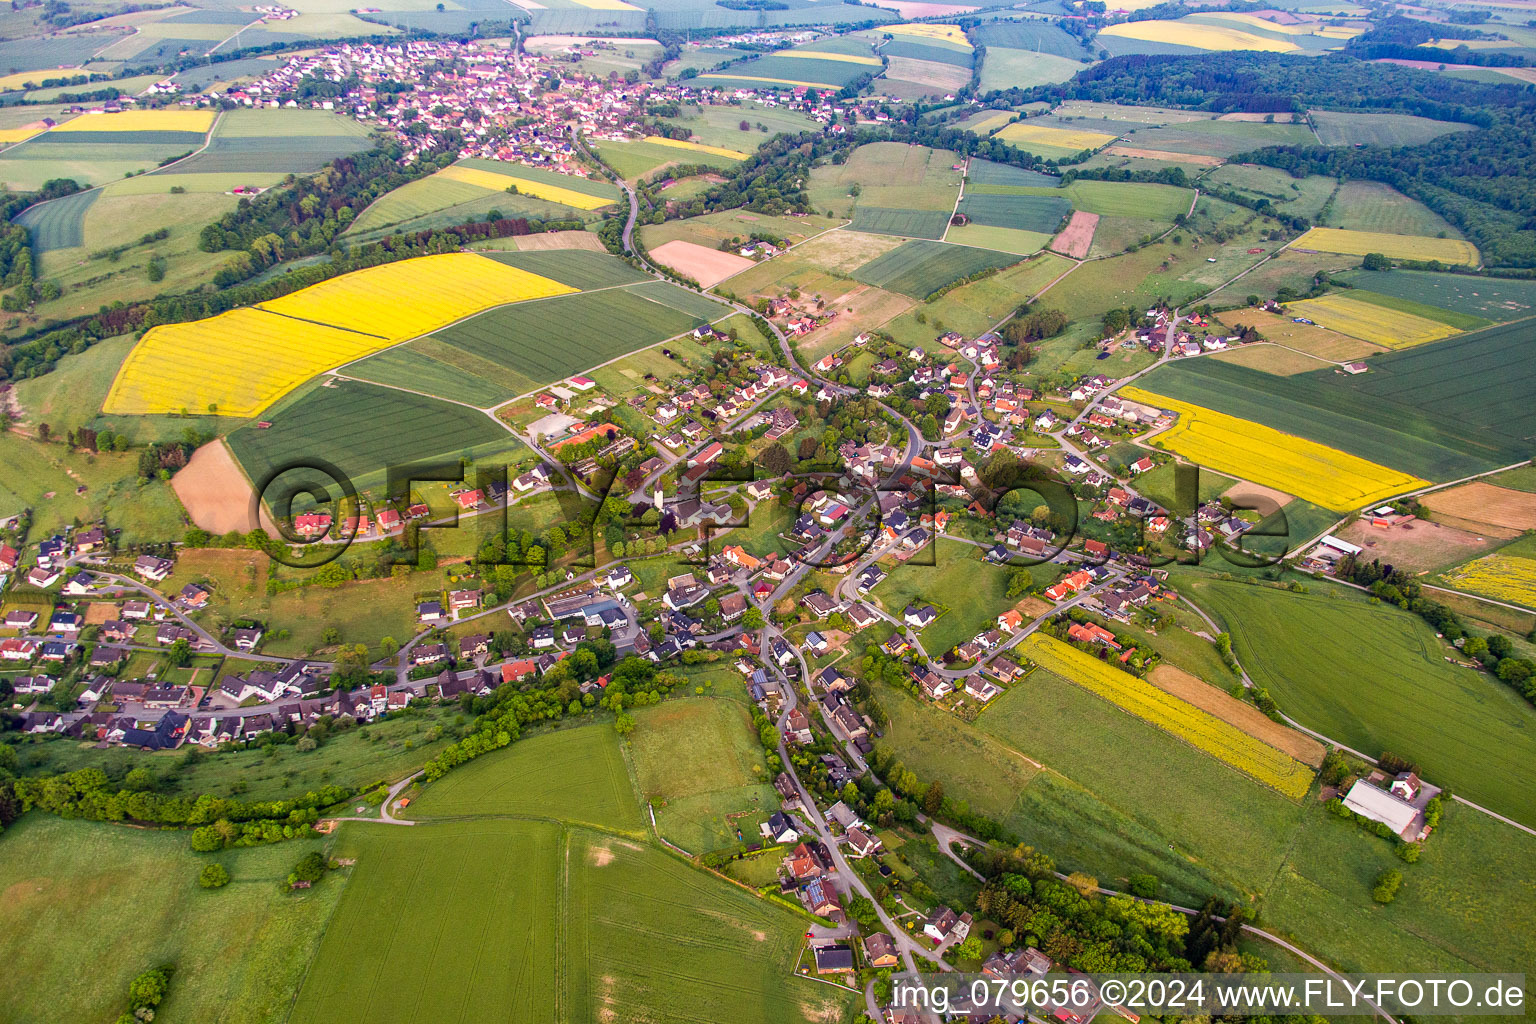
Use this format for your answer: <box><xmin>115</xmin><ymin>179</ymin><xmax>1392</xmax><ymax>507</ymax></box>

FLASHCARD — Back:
<box><xmin>979</xmin><ymin>48</ymin><xmax>1084</xmax><ymax>91</ymax></box>
<box><xmin>972</xmin><ymin>19</ymin><xmax>1087</xmax><ymax>57</ymax></box>
<box><xmin>659</xmin><ymin>101</ymin><xmax>819</xmax><ymax>147</ymax></box>
<box><xmin>225</xmin><ymin>379</ymin><xmax>513</xmax><ymax>496</ymax></box>
<box><xmin>869</xmin><ymin>538</ymin><xmax>1014</xmax><ymax>655</ymax></box>
<box><xmin>1309</xmin><ymin>110</ymin><xmax>1476</xmax><ymax>148</ymax></box>
<box><xmin>1122</xmin><ymin>386</ymin><xmax>1428</xmax><ymax>510</ymax></box>
<box><xmin>104</xmin><ymin>253</ymin><xmax>574</xmax><ymax>417</ymax></box>
<box><xmin>0</xmin><ymin>431</ymin><xmax>188</xmax><ymax>544</ymax></box>
<box><xmin>1326</xmin><ymin>180</ymin><xmax>1464</xmax><ymax>238</ymax></box>
<box><xmin>945</xmin><ymin>222</ymin><xmax>1053</xmax><ymax>256</ymax></box>
<box><xmin>1021</xmin><ymin>635</ymin><xmax>1315</xmax><ymax>797</ymax></box>
<box><xmin>1285</xmin><ymin>291</ymin><xmax>1459</xmax><ymax>349</ymax></box>
<box><xmin>995</xmin><ymin>120</ymin><xmax>1118</xmax><ymax>157</ymax></box>
<box><xmin>851</xmin><ymin>238</ymin><xmax>1020</xmax><ymax>298</ymax></box>
<box><xmin>1292</xmin><ymin>227</ymin><xmax>1479</xmax><ymax>266</ymax></box>
<box><xmin>626</xmin><ymin>696</ymin><xmax>777</xmax><ymax>853</ymax></box>
<box><xmin>339</xmin><ymin>339</ymin><xmax>523</xmax><ymax>408</ymax></box>
<box><xmin>878</xmin><ymin>252</ymin><xmax>1073</xmax><ymax>348</ymax></box>
<box><xmin>0</xmin><ymin>815</ymin><xmax>338</xmax><ymax>1024</ymax></box>
<box><xmin>409</xmin><ymin>723</ymin><xmax>647</xmax><ymax>832</ymax></box>
<box><xmin>806</xmin><ymin>141</ymin><xmax>960</xmax><ymax>218</ymax></box>
<box><xmin>1113</xmin><ymin>117</ymin><xmax>1316</xmax><ymax>159</ymax></box>
<box><xmin>1186</xmin><ymin>576</ymin><xmax>1536</xmax><ymax>826</ymax></box>
<box><xmin>975</xmin><ymin>666</ymin><xmax>1309</xmax><ymax>903</ymax></box>
<box><xmin>1132</xmin><ymin>341</ymin><xmax>1532</xmax><ymax>481</ymax></box>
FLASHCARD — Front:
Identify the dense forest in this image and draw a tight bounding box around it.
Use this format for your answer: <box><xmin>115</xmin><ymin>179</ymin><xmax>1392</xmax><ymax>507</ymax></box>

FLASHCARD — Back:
<box><xmin>1020</xmin><ymin>53</ymin><xmax>1536</xmax><ymax>266</ymax></box>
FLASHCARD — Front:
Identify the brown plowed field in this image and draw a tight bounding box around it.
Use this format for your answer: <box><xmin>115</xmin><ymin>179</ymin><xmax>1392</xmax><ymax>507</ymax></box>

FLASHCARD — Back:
<box><xmin>1421</xmin><ymin>481</ymin><xmax>1536</xmax><ymax>536</ymax></box>
<box><xmin>1149</xmin><ymin>664</ymin><xmax>1325</xmax><ymax>766</ymax></box>
<box><xmin>1049</xmin><ymin>210</ymin><xmax>1098</xmax><ymax>259</ymax></box>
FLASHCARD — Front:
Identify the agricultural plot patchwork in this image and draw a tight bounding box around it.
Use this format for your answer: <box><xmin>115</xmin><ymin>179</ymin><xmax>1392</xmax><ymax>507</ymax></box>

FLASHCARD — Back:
<box><xmin>1133</xmin><ymin>325</ymin><xmax>1536</xmax><ymax>481</ymax></box>
<box><xmin>954</xmin><ymin>190</ymin><xmax>1070</xmax><ymax>233</ymax></box>
<box><xmin>1099</xmin><ymin>18</ymin><xmax>1301</xmax><ymax>52</ymax></box>
<box><xmin>995</xmin><ymin>121</ymin><xmax>1118</xmax><ymax>158</ymax></box>
<box><xmin>104</xmin><ymin>253</ymin><xmax>575</xmax><ymax>416</ymax></box>
<box><xmin>1189</xmin><ymin>578</ymin><xmax>1536</xmax><ymax>826</ymax></box>
<box><xmin>1022</xmin><ymin>635</ymin><xmax>1315</xmax><ymax>798</ymax></box>
<box><xmin>847</xmin><ymin>206</ymin><xmax>952</xmax><ymax>239</ymax></box>
<box><xmin>159</xmin><ymin>107</ymin><xmax>371</xmax><ymax>174</ymax></box>
<box><xmin>1292</xmin><ymin>227</ymin><xmax>1479</xmax><ymax>266</ymax></box>
<box><xmin>851</xmin><ymin>238</ymin><xmax>1020</xmax><ymax>298</ymax></box>
<box><xmin>1121</xmin><ymin>386</ymin><xmax>1430</xmax><ymax>510</ymax></box>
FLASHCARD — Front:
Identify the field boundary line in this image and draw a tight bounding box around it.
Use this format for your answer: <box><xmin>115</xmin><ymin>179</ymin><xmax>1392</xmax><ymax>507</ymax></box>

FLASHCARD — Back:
<box><xmin>280</xmin><ymin>834</ymin><xmax>358</xmax><ymax>1024</ymax></box>
<box><xmin>1420</xmin><ymin>582</ymin><xmax>1536</xmax><ymax>616</ymax></box>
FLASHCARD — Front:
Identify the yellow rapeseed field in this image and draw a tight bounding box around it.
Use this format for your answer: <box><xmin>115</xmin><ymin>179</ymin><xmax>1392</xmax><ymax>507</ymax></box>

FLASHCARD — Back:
<box><xmin>257</xmin><ymin>253</ymin><xmax>574</xmax><ymax>340</ymax></box>
<box><xmin>1286</xmin><ymin>293</ymin><xmax>1457</xmax><ymax>349</ymax></box>
<box><xmin>698</xmin><ymin>73</ymin><xmax>840</xmax><ymax>89</ymax></box>
<box><xmin>105</xmin><ymin>309</ymin><xmax>393</xmax><ymax>418</ymax></box>
<box><xmin>0</xmin><ymin>126</ymin><xmax>44</xmax><ymax>143</ymax></box>
<box><xmin>1099</xmin><ymin>20</ymin><xmax>1300</xmax><ymax>53</ymax></box>
<box><xmin>54</xmin><ymin>109</ymin><xmax>217</xmax><ymax>133</ymax></box>
<box><xmin>1292</xmin><ymin>227</ymin><xmax>1480</xmax><ymax>266</ymax></box>
<box><xmin>995</xmin><ymin>122</ymin><xmax>1118</xmax><ymax>151</ymax></box>
<box><xmin>642</xmin><ymin>136</ymin><xmax>750</xmax><ymax>160</ymax></box>
<box><xmin>1442</xmin><ymin>554</ymin><xmax>1536</xmax><ymax>608</ymax></box>
<box><xmin>1121</xmin><ymin>387</ymin><xmax>1430</xmax><ymax>511</ymax></box>
<box><xmin>885</xmin><ymin>23</ymin><xmax>972</xmax><ymax>46</ymax></box>
<box><xmin>1023</xmin><ymin>635</ymin><xmax>1315</xmax><ymax>799</ymax></box>
<box><xmin>967</xmin><ymin>111</ymin><xmax>1016</xmax><ymax>135</ymax></box>
<box><xmin>104</xmin><ymin>254</ymin><xmax>574</xmax><ymax>417</ymax></box>
<box><xmin>0</xmin><ymin>67</ymin><xmax>82</xmax><ymax>90</ymax></box>
<box><xmin>780</xmin><ymin>50</ymin><xmax>883</xmax><ymax>66</ymax></box>
<box><xmin>436</xmin><ymin>164</ymin><xmax>613</xmax><ymax>210</ymax></box>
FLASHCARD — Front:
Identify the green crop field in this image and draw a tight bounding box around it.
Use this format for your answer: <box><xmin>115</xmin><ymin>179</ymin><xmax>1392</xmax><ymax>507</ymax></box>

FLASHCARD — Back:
<box><xmin>164</xmin><ymin>108</ymin><xmax>372</xmax><ymax>174</ymax></box>
<box><xmin>967</xmin><ymin>159</ymin><xmax>1061</xmax><ymax>188</ymax></box>
<box><xmin>626</xmin><ymin>697</ymin><xmax>777</xmax><ymax>853</ymax></box>
<box><xmin>339</xmin><ymin>339</ymin><xmax>520</xmax><ymax>408</ymax></box>
<box><xmin>659</xmin><ymin>101</ymin><xmax>819</xmax><ymax>147</ymax></box>
<box><xmin>420</xmin><ymin>285</ymin><xmax>721</xmax><ymax>394</ymax></box>
<box><xmin>457</xmin><ymin>158</ymin><xmax>621</xmax><ymax>202</ymax></box>
<box><xmin>593</xmin><ymin>137</ymin><xmax>743</xmax><ymax>180</ymax></box>
<box><xmin>881</xmin><ymin>37</ymin><xmax>974</xmax><ymax>66</ymax></box>
<box><xmin>846</xmin><ymin>206</ymin><xmax>952</xmax><ymax>239</ymax></box>
<box><xmin>0</xmin><ymin>815</ymin><xmax>338</xmax><ymax>1024</ymax></box>
<box><xmin>14</xmin><ymin>187</ymin><xmax>97</xmax><ymax>251</ymax></box>
<box><xmin>410</xmin><ymin>724</ymin><xmax>647</xmax><ymax>832</ymax></box>
<box><xmin>1338</xmin><ymin>268</ymin><xmax>1536</xmax><ymax>322</ymax></box>
<box><xmin>1132</xmin><ymin>323</ymin><xmax>1536</xmax><ymax>480</ymax></box>
<box><xmin>0</xmin><ymin>140</ymin><xmax>199</xmax><ymax>189</ymax></box>
<box><xmin>954</xmin><ymin>190</ymin><xmax>1071</xmax><ymax>232</ymax></box>
<box><xmin>1186</xmin><ymin>577</ymin><xmax>1536</xmax><ymax>826</ymax></box>
<box><xmin>1309</xmin><ymin>109</ymin><xmax>1477</xmax><ymax>148</ymax></box>
<box><xmin>852</xmin><ymin>238</ymin><xmax>1020</xmax><ymax>298</ymax></box>
<box><xmin>349</xmin><ymin>173</ymin><xmax>504</xmax><ymax>234</ymax></box>
<box><xmin>869</xmin><ymin>538</ymin><xmax>1014</xmax><ymax>654</ymax></box>
<box><xmin>627</xmin><ymin>278</ymin><xmax>737</xmax><ymax>319</ymax></box>
<box><xmin>697</xmin><ymin>53</ymin><xmax>870</xmax><ymax>89</ymax></box>
<box><xmin>1327</xmin><ymin>180</ymin><xmax>1463</xmax><ymax>238</ymax></box>
<box><xmin>973</xmin><ymin>20</ymin><xmax>1086</xmax><ymax>57</ymax></box>
<box><xmin>225</xmin><ymin>379</ymin><xmax>512</xmax><ymax>495</ymax></box>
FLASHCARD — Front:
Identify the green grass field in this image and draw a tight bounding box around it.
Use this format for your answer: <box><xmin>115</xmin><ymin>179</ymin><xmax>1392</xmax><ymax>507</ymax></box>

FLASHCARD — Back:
<box><xmin>943</xmin><ymin>222</ymin><xmax>1053</xmax><ymax>255</ymax></box>
<box><xmin>13</xmin><ymin>187</ymin><xmax>97</xmax><ymax>250</ymax></box>
<box><xmin>1115</xmin><ymin>117</ymin><xmax>1315</xmax><ymax>158</ymax></box>
<box><xmin>979</xmin><ymin>47</ymin><xmax>1086</xmax><ymax>90</ymax></box>
<box><xmin>225</xmin><ymin>379</ymin><xmax>513</xmax><ymax>495</ymax></box>
<box><xmin>807</xmin><ymin>141</ymin><xmax>961</xmax><ymax>218</ymax></box>
<box><xmin>0</xmin><ymin>431</ymin><xmax>188</xmax><ymax>544</ymax></box>
<box><xmin>1134</xmin><ymin>324</ymin><xmax>1536</xmax><ymax>480</ymax></box>
<box><xmin>1186</xmin><ymin>577</ymin><xmax>1536</xmax><ymax>825</ymax></box>
<box><xmin>338</xmin><ymin>340</ymin><xmax>521</xmax><ymax>408</ymax></box>
<box><xmin>166</xmin><ymin>107</ymin><xmax>371</xmax><ymax>174</ymax></box>
<box><xmin>1308</xmin><ymin>109</ymin><xmax>1477</xmax><ymax>148</ymax></box>
<box><xmin>869</xmin><ymin>538</ymin><xmax>1014</xmax><ymax>654</ymax></box>
<box><xmin>1204</xmin><ymin>165</ymin><xmax>1338</xmax><ymax>222</ymax></box>
<box><xmin>291</xmin><ymin>819</ymin><xmax>561</xmax><ymax>1024</ymax></box>
<box><xmin>966</xmin><ymin>159</ymin><xmax>1061</xmax><ymax>188</ymax></box>
<box><xmin>660</xmin><ymin>101</ymin><xmax>819</xmax><ymax>147</ymax></box>
<box><xmin>973</xmin><ymin>20</ymin><xmax>1087</xmax><ymax>57</ymax></box>
<box><xmin>851</xmin><ymin>238</ymin><xmax>1020</xmax><ymax>298</ymax></box>
<box><xmin>974</xmin><ymin>665</ymin><xmax>1308</xmax><ymax>901</ymax></box>
<box><xmin>593</xmin><ymin>137</ymin><xmax>742</xmax><ymax>180</ymax></box>
<box><xmin>409</xmin><ymin>724</ymin><xmax>647</xmax><ymax>833</ymax></box>
<box><xmin>1327</xmin><ymin>180</ymin><xmax>1463</xmax><ymax>239</ymax></box>
<box><xmin>627</xmin><ymin>697</ymin><xmax>777</xmax><ymax>853</ymax></box>
<box><xmin>0</xmin><ymin>815</ymin><xmax>339</xmax><ymax>1024</ymax></box>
